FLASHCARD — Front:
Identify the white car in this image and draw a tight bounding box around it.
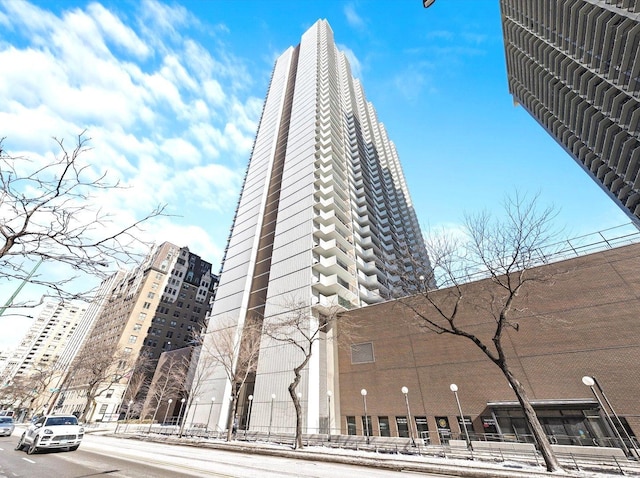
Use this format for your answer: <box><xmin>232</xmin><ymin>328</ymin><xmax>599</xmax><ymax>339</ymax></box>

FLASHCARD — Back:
<box><xmin>15</xmin><ymin>415</ymin><xmax>84</xmax><ymax>454</ymax></box>
<box><xmin>0</xmin><ymin>416</ymin><xmax>15</xmax><ymax>436</ymax></box>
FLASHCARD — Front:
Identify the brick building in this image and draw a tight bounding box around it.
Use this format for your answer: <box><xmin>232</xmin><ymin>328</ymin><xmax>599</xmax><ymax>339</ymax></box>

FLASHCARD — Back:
<box><xmin>337</xmin><ymin>242</ymin><xmax>640</xmax><ymax>446</ymax></box>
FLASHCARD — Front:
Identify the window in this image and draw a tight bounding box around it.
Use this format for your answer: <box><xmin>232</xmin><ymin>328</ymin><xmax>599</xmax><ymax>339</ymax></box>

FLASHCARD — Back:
<box><xmin>170</xmin><ymin>320</ymin><xmax>177</xmax><ymax>328</ymax></box>
<box><xmin>346</xmin><ymin>416</ymin><xmax>356</xmax><ymax>435</ymax></box>
<box><xmin>378</xmin><ymin>417</ymin><xmax>391</xmax><ymax>437</ymax></box>
<box><xmin>124</xmin><ymin>347</ymin><xmax>132</xmax><ymax>354</ymax></box>
<box><xmin>396</xmin><ymin>416</ymin><xmax>409</xmax><ymax>438</ymax></box>
<box><xmin>106</xmin><ymin>389</ymin><xmax>114</xmax><ymax>398</ymax></box>
<box><xmin>362</xmin><ymin>416</ymin><xmax>372</xmax><ymax>437</ymax></box>
<box><xmin>129</xmin><ymin>335</ymin><xmax>137</xmax><ymax>343</ymax></box>
<box><xmin>99</xmin><ymin>404</ymin><xmax>108</xmax><ymax>414</ymax></box>
<box><xmin>415</xmin><ymin>416</ymin><xmax>429</xmax><ymax>441</ymax></box>
<box><xmin>143</xmin><ymin>302</ymin><xmax>151</xmax><ymax>309</ymax></box>
<box><xmin>351</xmin><ymin>342</ymin><xmax>374</xmax><ymax>364</ymax></box>
<box><xmin>166</xmin><ymin>331</ymin><xmax>173</xmax><ymax>338</ymax></box>
<box><xmin>457</xmin><ymin>416</ymin><xmax>473</xmax><ymax>437</ymax></box>
<box><xmin>133</xmin><ymin>323</ymin><xmax>142</xmax><ymax>332</ymax></box>
<box><xmin>147</xmin><ymin>292</ymin><xmax>155</xmax><ymax>299</ymax></box>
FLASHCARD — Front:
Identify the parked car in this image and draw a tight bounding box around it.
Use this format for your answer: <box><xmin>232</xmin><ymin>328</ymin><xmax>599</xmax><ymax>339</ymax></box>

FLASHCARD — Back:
<box><xmin>0</xmin><ymin>416</ymin><xmax>15</xmax><ymax>436</ymax></box>
<box><xmin>15</xmin><ymin>415</ymin><xmax>84</xmax><ymax>454</ymax></box>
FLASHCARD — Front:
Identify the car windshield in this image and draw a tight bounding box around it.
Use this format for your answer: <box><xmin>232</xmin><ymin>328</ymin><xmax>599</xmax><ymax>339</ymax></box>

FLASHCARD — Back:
<box><xmin>0</xmin><ymin>417</ymin><xmax>13</xmax><ymax>423</ymax></box>
<box><xmin>45</xmin><ymin>416</ymin><xmax>78</xmax><ymax>426</ymax></box>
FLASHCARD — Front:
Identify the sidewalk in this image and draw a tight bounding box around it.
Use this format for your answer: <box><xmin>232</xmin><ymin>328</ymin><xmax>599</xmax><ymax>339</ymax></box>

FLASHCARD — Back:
<box><xmin>83</xmin><ymin>423</ymin><xmax>640</xmax><ymax>478</ymax></box>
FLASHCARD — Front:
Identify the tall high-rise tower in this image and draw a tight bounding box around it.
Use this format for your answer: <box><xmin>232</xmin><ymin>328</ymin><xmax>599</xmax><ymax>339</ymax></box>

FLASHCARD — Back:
<box><xmin>196</xmin><ymin>20</ymin><xmax>430</xmax><ymax>434</ymax></box>
<box><xmin>500</xmin><ymin>0</ymin><xmax>640</xmax><ymax>226</ymax></box>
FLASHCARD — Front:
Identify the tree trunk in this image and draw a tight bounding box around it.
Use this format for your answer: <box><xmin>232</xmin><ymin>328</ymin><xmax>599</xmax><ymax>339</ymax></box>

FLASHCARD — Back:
<box><xmin>289</xmin><ymin>385</ymin><xmax>303</xmax><ymax>449</ymax></box>
<box><xmin>80</xmin><ymin>397</ymin><xmax>95</xmax><ymax>423</ymax></box>
<box><xmin>226</xmin><ymin>395</ymin><xmax>238</xmax><ymax>442</ymax></box>
<box><xmin>503</xmin><ymin>368</ymin><xmax>562</xmax><ymax>472</ymax></box>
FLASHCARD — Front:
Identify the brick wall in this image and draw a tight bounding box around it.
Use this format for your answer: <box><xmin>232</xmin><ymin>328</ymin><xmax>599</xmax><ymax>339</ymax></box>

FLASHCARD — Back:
<box><xmin>337</xmin><ymin>243</ymin><xmax>640</xmax><ymax>439</ymax></box>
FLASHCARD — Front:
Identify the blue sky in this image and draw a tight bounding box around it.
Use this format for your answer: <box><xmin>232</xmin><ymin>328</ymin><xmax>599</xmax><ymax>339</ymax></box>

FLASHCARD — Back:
<box><xmin>0</xmin><ymin>0</ymin><xmax>633</xmax><ymax>349</ymax></box>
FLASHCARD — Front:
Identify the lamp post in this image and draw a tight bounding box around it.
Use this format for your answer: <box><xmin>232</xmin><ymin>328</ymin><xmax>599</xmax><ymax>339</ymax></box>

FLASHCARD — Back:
<box><xmin>327</xmin><ymin>391</ymin><xmax>332</xmax><ymax>441</ymax></box>
<box><xmin>245</xmin><ymin>394</ymin><xmax>253</xmax><ymax>439</ymax></box>
<box><xmin>124</xmin><ymin>399</ymin><xmax>133</xmax><ymax>433</ymax></box>
<box><xmin>450</xmin><ymin>384</ymin><xmax>471</xmax><ymax>449</ymax></box>
<box><xmin>268</xmin><ymin>394</ymin><xmax>276</xmax><ymax>440</ymax></box>
<box><xmin>190</xmin><ymin>397</ymin><xmax>200</xmax><ymax>428</ymax></box>
<box><xmin>402</xmin><ymin>386</ymin><xmax>416</xmax><ymax>446</ymax></box>
<box><xmin>582</xmin><ymin>376</ymin><xmax>636</xmax><ymax>457</ymax></box>
<box><xmin>207</xmin><ymin>397</ymin><xmax>216</xmax><ymax>434</ymax></box>
<box><xmin>178</xmin><ymin>397</ymin><xmax>186</xmax><ymax>428</ymax></box>
<box><xmin>162</xmin><ymin>398</ymin><xmax>173</xmax><ymax>427</ymax></box>
<box><xmin>361</xmin><ymin>388</ymin><xmax>369</xmax><ymax>444</ymax></box>
<box><xmin>0</xmin><ymin>257</ymin><xmax>43</xmax><ymax>317</ymax></box>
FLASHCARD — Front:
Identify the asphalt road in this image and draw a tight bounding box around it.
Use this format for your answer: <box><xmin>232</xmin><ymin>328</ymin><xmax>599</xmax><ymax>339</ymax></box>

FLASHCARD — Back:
<box><xmin>0</xmin><ymin>432</ymin><xmax>453</xmax><ymax>478</ymax></box>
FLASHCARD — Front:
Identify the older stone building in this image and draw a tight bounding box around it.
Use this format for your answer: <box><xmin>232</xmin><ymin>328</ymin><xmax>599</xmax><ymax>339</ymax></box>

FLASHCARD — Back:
<box><xmin>58</xmin><ymin>242</ymin><xmax>217</xmax><ymax>422</ymax></box>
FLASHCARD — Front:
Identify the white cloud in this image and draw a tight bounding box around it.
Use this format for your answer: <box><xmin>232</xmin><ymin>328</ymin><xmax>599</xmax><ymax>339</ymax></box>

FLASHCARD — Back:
<box><xmin>160</xmin><ymin>137</ymin><xmax>202</xmax><ymax>165</ymax></box>
<box><xmin>344</xmin><ymin>3</ymin><xmax>365</xmax><ymax>30</ymax></box>
<box><xmin>87</xmin><ymin>3</ymin><xmax>150</xmax><ymax>59</ymax></box>
<box><xmin>0</xmin><ymin>0</ymin><xmax>264</xmax><ymax>335</ymax></box>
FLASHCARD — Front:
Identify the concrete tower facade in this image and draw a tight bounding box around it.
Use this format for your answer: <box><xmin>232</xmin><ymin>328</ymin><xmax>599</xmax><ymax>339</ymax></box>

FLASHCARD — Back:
<box><xmin>500</xmin><ymin>0</ymin><xmax>640</xmax><ymax>225</ymax></box>
<box><xmin>196</xmin><ymin>20</ymin><xmax>430</xmax><ymax>435</ymax></box>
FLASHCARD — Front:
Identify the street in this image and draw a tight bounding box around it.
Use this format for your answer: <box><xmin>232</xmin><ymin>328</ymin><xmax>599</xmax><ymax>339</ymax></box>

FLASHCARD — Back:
<box><xmin>0</xmin><ymin>432</ymin><xmax>453</xmax><ymax>478</ymax></box>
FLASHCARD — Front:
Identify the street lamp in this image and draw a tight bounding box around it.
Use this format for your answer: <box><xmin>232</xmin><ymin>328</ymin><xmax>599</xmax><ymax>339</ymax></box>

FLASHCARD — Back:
<box><xmin>327</xmin><ymin>391</ymin><xmax>333</xmax><ymax>441</ymax></box>
<box><xmin>124</xmin><ymin>399</ymin><xmax>134</xmax><ymax>433</ymax></box>
<box><xmin>207</xmin><ymin>397</ymin><xmax>216</xmax><ymax>434</ymax></box>
<box><xmin>162</xmin><ymin>398</ymin><xmax>173</xmax><ymax>426</ymax></box>
<box><xmin>361</xmin><ymin>388</ymin><xmax>370</xmax><ymax>444</ymax></box>
<box><xmin>268</xmin><ymin>394</ymin><xmax>276</xmax><ymax>440</ymax></box>
<box><xmin>582</xmin><ymin>376</ymin><xmax>636</xmax><ymax>457</ymax></box>
<box><xmin>178</xmin><ymin>398</ymin><xmax>186</xmax><ymax>428</ymax></box>
<box><xmin>245</xmin><ymin>394</ymin><xmax>253</xmax><ymax>439</ymax></box>
<box><xmin>450</xmin><ymin>384</ymin><xmax>471</xmax><ymax>449</ymax></box>
<box><xmin>191</xmin><ymin>397</ymin><xmax>200</xmax><ymax>428</ymax></box>
<box><xmin>402</xmin><ymin>386</ymin><xmax>416</xmax><ymax>446</ymax></box>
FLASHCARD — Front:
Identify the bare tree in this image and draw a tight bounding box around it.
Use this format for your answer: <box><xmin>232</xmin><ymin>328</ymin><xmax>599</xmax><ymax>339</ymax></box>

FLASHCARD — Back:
<box><xmin>142</xmin><ymin>352</ymin><xmax>187</xmax><ymax>430</ymax></box>
<box><xmin>400</xmin><ymin>193</ymin><xmax>563</xmax><ymax>472</ymax></box>
<box><xmin>0</xmin><ymin>375</ymin><xmax>35</xmax><ymax>415</ymax></box>
<box><xmin>118</xmin><ymin>356</ymin><xmax>152</xmax><ymax>420</ymax></box>
<box><xmin>0</xmin><ymin>132</ymin><xmax>166</xmax><ymax>310</ymax></box>
<box><xmin>23</xmin><ymin>363</ymin><xmax>60</xmax><ymax>415</ymax></box>
<box><xmin>205</xmin><ymin>317</ymin><xmax>262</xmax><ymax>442</ymax></box>
<box><xmin>179</xmin><ymin>343</ymin><xmax>219</xmax><ymax>435</ymax></box>
<box><xmin>263</xmin><ymin>300</ymin><xmax>346</xmax><ymax>450</ymax></box>
<box><xmin>0</xmin><ymin>370</ymin><xmax>53</xmax><ymax>418</ymax></box>
<box><xmin>66</xmin><ymin>344</ymin><xmax>134</xmax><ymax>422</ymax></box>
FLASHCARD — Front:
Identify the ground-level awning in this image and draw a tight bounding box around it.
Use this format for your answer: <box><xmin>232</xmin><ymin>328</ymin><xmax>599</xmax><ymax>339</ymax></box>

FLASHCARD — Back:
<box><xmin>487</xmin><ymin>399</ymin><xmax>598</xmax><ymax>408</ymax></box>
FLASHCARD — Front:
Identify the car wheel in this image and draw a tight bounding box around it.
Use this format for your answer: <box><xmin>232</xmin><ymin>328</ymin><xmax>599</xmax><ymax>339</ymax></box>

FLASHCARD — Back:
<box><xmin>26</xmin><ymin>437</ymin><xmax>38</xmax><ymax>455</ymax></box>
<box><xmin>68</xmin><ymin>445</ymin><xmax>79</xmax><ymax>451</ymax></box>
<box><xmin>14</xmin><ymin>433</ymin><xmax>25</xmax><ymax>451</ymax></box>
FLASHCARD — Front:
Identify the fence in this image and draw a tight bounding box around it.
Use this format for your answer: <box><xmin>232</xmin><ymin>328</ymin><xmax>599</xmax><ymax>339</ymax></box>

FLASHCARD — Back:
<box><xmin>115</xmin><ymin>422</ymin><xmax>640</xmax><ymax>474</ymax></box>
